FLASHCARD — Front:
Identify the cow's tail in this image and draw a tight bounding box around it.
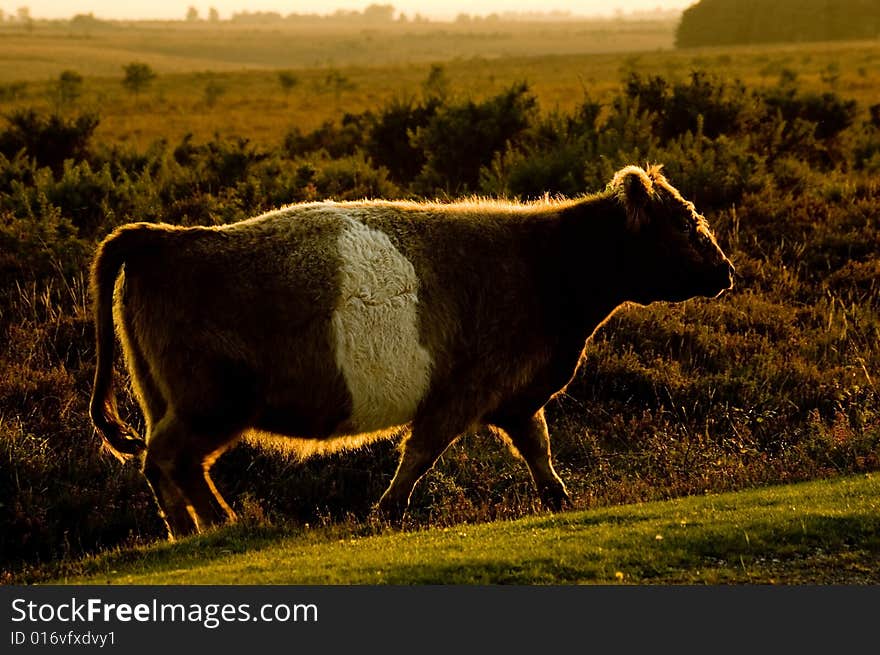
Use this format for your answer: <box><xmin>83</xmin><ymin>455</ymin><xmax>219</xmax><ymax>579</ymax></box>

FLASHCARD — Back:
<box><xmin>89</xmin><ymin>224</ymin><xmax>153</xmax><ymax>459</ymax></box>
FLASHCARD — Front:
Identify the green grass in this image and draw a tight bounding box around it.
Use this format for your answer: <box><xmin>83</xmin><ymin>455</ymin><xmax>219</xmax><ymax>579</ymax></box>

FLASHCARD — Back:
<box><xmin>44</xmin><ymin>474</ymin><xmax>879</xmax><ymax>585</ymax></box>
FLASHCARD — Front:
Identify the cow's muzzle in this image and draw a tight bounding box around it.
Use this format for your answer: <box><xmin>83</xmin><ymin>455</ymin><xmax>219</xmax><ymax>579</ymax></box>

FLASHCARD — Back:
<box><xmin>712</xmin><ymin>260</ymin><xmax>736</xmax><ymax>296</ymax></box>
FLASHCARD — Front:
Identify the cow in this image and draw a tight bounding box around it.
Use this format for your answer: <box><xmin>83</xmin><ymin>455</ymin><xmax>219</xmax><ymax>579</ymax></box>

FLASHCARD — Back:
<box><xmin>89</xmin><ymin>164</ymin><xmax>734</xmax><ymax>539</ymax></box>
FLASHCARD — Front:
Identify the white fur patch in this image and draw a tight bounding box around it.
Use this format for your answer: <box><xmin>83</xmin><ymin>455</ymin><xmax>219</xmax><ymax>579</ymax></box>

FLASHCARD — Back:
<box><xmin>331</xmin><ymin>216</ymin><xmax>433</xmax><ymax>433</ymax></box>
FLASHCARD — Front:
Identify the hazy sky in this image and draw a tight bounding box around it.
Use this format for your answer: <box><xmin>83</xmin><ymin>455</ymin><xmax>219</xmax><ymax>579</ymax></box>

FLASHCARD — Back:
<box><xmin>14</xmin><ymin>1</ymin><xmax>694</xmax><ymax>21</ymax></box>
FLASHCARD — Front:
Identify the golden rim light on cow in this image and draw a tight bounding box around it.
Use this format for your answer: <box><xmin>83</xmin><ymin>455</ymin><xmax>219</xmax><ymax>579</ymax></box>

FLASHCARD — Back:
<box><xmin>89</xmin><ymin>164</ymin><xmax>734</xmax><ymax>539</ymax></box>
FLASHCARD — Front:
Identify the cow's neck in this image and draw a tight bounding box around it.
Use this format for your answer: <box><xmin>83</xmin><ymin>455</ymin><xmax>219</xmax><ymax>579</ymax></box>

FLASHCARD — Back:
<box><xmin>548</xmin><ymin>195</ymin><xmax>632</xmax><ymax>341</ymax></box>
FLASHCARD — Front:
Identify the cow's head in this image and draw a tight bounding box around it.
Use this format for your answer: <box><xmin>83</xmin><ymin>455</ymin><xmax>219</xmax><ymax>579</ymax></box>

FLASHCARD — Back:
<box><xmin>612</xmin><ymin>165</ymin><xmax>734</xmax><ymax>305</ymax></box>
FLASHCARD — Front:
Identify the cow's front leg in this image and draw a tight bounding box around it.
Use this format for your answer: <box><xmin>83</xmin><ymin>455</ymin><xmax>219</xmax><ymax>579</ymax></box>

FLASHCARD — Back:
<box><xmin>491</xmin><ymin>408</ymin><xmax>570</xmax><ymax>511</ymax></box>
<box><xmin>375</xmin><ymin>412</ymin><xmax>472</xmax><ymax>525</ymax></box>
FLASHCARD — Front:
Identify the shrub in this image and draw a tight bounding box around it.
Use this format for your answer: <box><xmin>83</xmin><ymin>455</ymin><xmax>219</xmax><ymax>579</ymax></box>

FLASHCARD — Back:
<box><xmin>55</xmin><ymin>70</ymin><xmax>84</xmax><ymax>109</ymax></box>
<box><xmin>413</xmin><ymin>82</ymin><xmax>537</xmax><ymax>194</ymax></box>
<box><xmin>852</xmin><ymin>124</ymin><xmax>880</xmax><ymax>173</ymax></box>
<box><xmin>0</xmin><ymin>110</ymin><xmax>99</xmax><ymax>176</ymax></box>
<box><xmin>121</xmin><ymin>62</ymin><xmax>157</xmax><ymax>99</ymax></box>
<box><xmin>623</xmin><ymin>71</ymin><xmax>751</xmax><ymax>140</ymax></box>
<box><xmin>284</xmin><ymin>112</ymin><xmax>369</xmax><ymax>159</ymax></box>
<box><xmin>652</xmin><ymin>128</ymin><xmax>763</xmax><ymax>209</ymax></box>
<box><xmin>481</xmin><ymin>98</ymin><xmax>601</xmax><ymax>198</ymax></box>
<box><xmin>0</xmin><ymin>207</ymin><xmax>88</xmax><ymax>293</ymax></box>
<box><xmin>367</xmin><ymin>97</ymin><xmax>440</xmax><ymax>185</ymax></box>
<box><xmin>760</xmin><ymin>87</ymin><xmax>857</xmax><ymax>141</ymax></box>
<box><xmin>277</xmin><ymin>71</ymin><xmax>299</xmax><ymax>97</ymax></box>
<box><xmin>311</xmin><ymin>152</ymin><xmax>400</xmax><ymax>200</ymax></box>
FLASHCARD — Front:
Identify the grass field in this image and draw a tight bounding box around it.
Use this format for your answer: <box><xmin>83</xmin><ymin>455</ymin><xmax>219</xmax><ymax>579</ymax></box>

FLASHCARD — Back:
<box><xmin>2</xmin><ymin>21</ymin><xmax>880</xmax><ymax>148</ymax></box>
<box><xmin>40</xmin><ymin>474</ymin><xmax>879</xmax><ymax>585</ymax></box>
<box><xmin>0</xmin><ymin>18</ymin><xmax>678</xmax><ymax>80</ymax></box>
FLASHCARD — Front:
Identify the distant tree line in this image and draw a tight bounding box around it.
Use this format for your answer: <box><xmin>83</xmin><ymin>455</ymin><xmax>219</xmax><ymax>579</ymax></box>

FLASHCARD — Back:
<box><xmin>231</xmin><ymin>4</ymin><xmax>398</xmax><ymax>25</ymax></box>
<box><xmin>677</xmin><ymin>0</ymin><xmax>880</xmax><ymax>47</ymax></box>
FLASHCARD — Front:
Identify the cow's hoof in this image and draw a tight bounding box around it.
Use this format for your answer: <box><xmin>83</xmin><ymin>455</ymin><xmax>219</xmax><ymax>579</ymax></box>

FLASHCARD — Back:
<box><xmin>539</xmin><ymin>483</ymin><xmax>571</xmax><ymax>512</ymax></box>
<box><xmin>370</xmin><ymin>500</ymin><xmax>407</xmax><ymax>528</ymax></box>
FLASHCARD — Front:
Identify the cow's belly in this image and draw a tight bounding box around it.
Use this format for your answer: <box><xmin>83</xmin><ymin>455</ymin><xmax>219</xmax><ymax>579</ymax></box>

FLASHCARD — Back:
<box><xmin>330</xmin><ymin>216</ymin><xmax>434</xmax><ymax>433</ymax></box>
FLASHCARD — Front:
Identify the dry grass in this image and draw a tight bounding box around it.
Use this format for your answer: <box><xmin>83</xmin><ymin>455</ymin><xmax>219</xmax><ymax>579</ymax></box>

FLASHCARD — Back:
<box><xmin>0</xmin><ymin>18</ymin><xmax>677</xmax><ymax>81</ymax></box>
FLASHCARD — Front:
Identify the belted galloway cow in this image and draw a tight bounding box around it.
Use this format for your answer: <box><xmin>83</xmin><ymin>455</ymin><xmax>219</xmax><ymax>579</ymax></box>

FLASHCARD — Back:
<box><xmin>90</xmin><ymin>164</ymin><xmax>734</xmax><ymax>538</ymax></box>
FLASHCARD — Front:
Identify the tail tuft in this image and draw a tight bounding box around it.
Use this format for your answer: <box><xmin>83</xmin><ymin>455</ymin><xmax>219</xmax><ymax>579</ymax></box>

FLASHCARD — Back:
<box><xmin>91</xmin><ymin>402</ymin><xmax>147</xmax><ymax>461</ymax></box>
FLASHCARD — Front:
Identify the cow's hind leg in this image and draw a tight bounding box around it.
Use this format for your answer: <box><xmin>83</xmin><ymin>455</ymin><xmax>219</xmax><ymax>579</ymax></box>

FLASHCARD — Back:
<box><xmin>490</xmin><ymin>408</ymin><xmax>570</xmax><ymax>511</ymax></box>
<box><xmin>143</xmin><ymin>456</ymin><xmax>197</xmax><ymax>538</ymax></box>
<box><xmin>376</xmin><ymin>412</ymin><xmax>473</xmax><ymax>524</ymax></box>
<box><xmin>146</xmin><ymin>414</ymin><xmax>238</xmax><ymax>535</ymax></box>
<box><xmin>118</xmin><ymin>313</ymin><xmax>193</xmax><ymax>537</ymax></box>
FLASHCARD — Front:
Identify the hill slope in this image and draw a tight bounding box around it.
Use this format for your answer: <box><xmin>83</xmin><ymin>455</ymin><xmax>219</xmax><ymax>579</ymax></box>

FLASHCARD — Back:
<box><xmin>47</xmin><ymin>474</ymin><xmax>880</xmax><ymax>585</ymax></box>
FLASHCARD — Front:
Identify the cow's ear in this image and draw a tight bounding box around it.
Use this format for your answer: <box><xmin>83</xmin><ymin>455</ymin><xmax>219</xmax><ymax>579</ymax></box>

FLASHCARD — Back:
<box><xmin>612</xmin><ymin>166</ymin><xmax>654</xmax><ymax>232</ymax></box>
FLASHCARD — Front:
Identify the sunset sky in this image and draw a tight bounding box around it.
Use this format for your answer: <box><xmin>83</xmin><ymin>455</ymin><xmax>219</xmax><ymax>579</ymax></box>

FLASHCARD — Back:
<box><xmin>12</xmin><ymin>1</ymin><xmax>695</xmax><ymax>21</ymax></box>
